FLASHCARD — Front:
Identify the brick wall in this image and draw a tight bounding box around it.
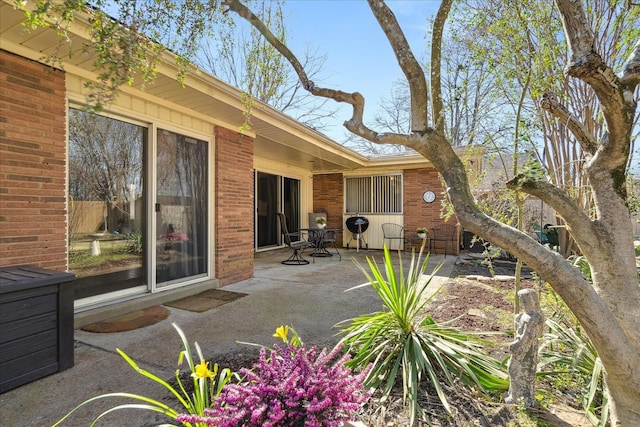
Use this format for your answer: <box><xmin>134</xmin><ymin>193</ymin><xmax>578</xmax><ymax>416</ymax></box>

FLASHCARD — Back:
<box><xmin>0</xmin><ymin>50</ymin><xmax>68</xmax><ymax>270</ymax></box>
<box><xmin>403</xmin><ymin>168</ymin><xmax>459</xmax><ymax>254</ymax></box>
<box><xmin>215</xmin><ymin>127</ymin><xmax>254</xmax><ymax>285</ymax></box>
<box><xmin>313</xmin><ymin>173</ymin><xmax>344</xmax><ymax>245</ymax></box>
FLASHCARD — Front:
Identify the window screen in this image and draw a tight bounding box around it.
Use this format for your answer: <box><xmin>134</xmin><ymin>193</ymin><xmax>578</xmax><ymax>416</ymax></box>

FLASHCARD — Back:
<box><xmin>345</xmin><ymin>174</ymin><xmax>402</xmax><ymax>214</ymax></box>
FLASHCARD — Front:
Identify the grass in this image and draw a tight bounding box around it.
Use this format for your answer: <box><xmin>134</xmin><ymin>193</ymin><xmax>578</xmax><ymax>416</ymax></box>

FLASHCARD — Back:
<box><xmin>69</xmin><ymin>245</ymin><xmax>140</xmax><ymax>277</ymax></box>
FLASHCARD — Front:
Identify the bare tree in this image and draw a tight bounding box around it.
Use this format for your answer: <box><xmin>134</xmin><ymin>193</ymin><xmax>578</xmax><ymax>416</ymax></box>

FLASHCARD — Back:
<box><xmin>197</xmin><ymin>1</ymin><xmax>338</xmax><ymax>131</ymax></box>
<box><xmin>221</xmin><ymin>0</ymin><xmax>640</xmax><ymax>424</ymax></box>
<box><xmin>19</xmin><ymin>0</ymin><xmax>640</xmax><ymax>423</ymax></box>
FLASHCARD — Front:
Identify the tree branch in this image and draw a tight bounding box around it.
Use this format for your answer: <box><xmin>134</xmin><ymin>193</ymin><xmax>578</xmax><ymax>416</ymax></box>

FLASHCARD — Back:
<box><xmin>620</xmin><ymin>39</ymin><xmax>640</xmax><ymax>88</ymax></box>
<box><xmin>223</xmin><ymin>0</ymin><xmax>383</xmax><ymax>137</ymax></box>
<box><xmin>539</xmin><ymin>92</ymin><xmax>598</xmax><ymax>154</ymax></box>
<box><xmin>430</xmin><ymin>0</ymin><xmax>453</xmax><ymax>134</ymax></box>
<box><xmin>367</xmin><ymin>0</ymin><xmax>429</xmax><ymax>133</ymax></box>
<box><xmin>554</xmin><ymin>0</ymin><xmax>631</xmax><ymax>172</ymax></box>
<box><xmin>554</xmin><ymin>0</ymin><xmax>618</xmax><ymax>97</ymax></box>
<box><xmin>506</xmin><ymin>174</ymin><xmax>600</xmax><ymax>253</ymax></box>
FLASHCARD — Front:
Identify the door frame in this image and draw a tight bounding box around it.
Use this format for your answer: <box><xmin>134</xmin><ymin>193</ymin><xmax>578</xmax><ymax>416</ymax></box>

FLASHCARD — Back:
<box><xmin>254</xmin><ymin>171</ymin><xmax>302</xmax><ymax>251</ymax></box>
<box><xmin>149</xmin><ymin>124</ymin><xmax>214</xmax><ymax>292</ymax></box>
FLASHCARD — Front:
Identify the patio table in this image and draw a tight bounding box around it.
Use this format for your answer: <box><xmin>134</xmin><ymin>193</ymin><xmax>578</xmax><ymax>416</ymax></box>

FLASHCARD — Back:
<box><xmin>407</xmin><ymin>233</ymin><xmax>429</xmax><ymax>252</ymax></box>
<box><xmin>300</xmin><ymin>227</ymin><xmax>341</xmax><ymax>257</ymax></box>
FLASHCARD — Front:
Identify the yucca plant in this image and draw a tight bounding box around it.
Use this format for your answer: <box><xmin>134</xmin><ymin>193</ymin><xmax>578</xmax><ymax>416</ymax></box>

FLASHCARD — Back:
<box><xmin>539</xmin><ymin>285</ymin><xmax>609</xmax><ymax>426</ymax></box>
<box><xmin>338</xmin><ymin>245</ymin><xmax>508</xmax><ymax>425</ymax></box>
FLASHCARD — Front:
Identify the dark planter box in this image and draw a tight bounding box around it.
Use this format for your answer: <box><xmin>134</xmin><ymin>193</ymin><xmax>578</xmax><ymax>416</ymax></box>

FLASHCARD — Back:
<box><xmin>0</xmin><ymin>266</ymin><xmax>75</xmax><ymax>393</ymax></box>
<box><xmin>463</xmin><ymin>230</ymin><xmax>486</xmax><ymax>253</ymax></box>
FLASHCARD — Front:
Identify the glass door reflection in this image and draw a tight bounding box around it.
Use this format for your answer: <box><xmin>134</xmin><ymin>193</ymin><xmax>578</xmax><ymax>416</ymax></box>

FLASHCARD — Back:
<box><xmin>156</xmin><ymin>130</ymin><xmax>208</xmax><ymax>286</ymax></box>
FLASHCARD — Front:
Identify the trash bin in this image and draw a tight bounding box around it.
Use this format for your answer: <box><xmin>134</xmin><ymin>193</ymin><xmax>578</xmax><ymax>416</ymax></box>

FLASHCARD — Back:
<box><xmin>0</xmin><ymin>265</ymin><xmax>75</xmax><ymax>393</ymax></box>
<box><xmin>463</xmin><ymin>230</ymin><xmax>486</xmax><ymax>253</ymax></box>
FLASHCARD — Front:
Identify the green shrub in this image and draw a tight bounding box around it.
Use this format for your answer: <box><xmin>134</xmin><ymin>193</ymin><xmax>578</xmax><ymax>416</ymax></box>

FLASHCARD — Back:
<box><xmin>125</xmin><ymin>232</ymin><xmax>143</xmax><ymax>254</ymax></box>
<box><xmin>539</xmin><ymin>285</ymin><xmax>609</xmax><ymax>426</ymax></box>
<box><xmin>338</xmin><ymin>246</ymin><xmax>508</xmax><ymax>425</ymax></box>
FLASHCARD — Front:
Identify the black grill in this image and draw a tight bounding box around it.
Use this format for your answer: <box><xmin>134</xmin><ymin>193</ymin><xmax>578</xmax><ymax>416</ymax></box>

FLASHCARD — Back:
<box><xmin>345</xmin><ymin>215</ymin><xmax>369</xmax><ymax>251</ymax></box>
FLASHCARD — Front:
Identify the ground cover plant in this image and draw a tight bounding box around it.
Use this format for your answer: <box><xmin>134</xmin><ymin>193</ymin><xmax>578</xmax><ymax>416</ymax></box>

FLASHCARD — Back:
<box><xmin>52</xmin><ymin>323</ymin><xmax>370</xmax><ymax>427</ymax></box>
<box><xmin>52</xmin><ymin>323</ymin><xmax>233</xmax><ymax>426</ymax></box>
<box><xmin>184</xmin><ymin>343</ymin><xmax>370</xmax><ymax>426</ymax></box>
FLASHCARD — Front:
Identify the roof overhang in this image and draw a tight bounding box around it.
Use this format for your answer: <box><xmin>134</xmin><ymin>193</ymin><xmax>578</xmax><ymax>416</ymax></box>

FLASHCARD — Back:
<box><xmin>0</xmin><ymin>1</ymin><xmax>369</xmax><ymax>171</ymax></box>
<box><xmin>1</xmin><ymin>1</ymin><xmax>474</xmax><ymax>173</ymax></box>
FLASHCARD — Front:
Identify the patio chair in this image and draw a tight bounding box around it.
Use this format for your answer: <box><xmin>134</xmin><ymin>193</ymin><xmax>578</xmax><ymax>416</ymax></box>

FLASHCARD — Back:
<box><xmin>381</xmin><ymin>223</ymin><xmax>405</xmax><ymax>250</ymax></box>
<box><xmin>318</xmin><ymin>228</ymin><xmax>342</xmax><ymax>260</ymax></box>
<box><xmin>308</xmin><ymin>211</ymin><xmax>341</xmax><ymax>260</ymax></box>
<box><xmin>428</xmin><ymin>224</ymin><xmax>458</xmax><ymax>257</ymax></box>
<box><xmin>277</xmin><ymin>212</ymin><xmax>315</xmax><ymax>265</ymax></box>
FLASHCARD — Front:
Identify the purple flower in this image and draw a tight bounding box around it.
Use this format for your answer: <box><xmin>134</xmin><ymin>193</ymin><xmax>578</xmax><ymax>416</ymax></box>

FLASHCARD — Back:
<box><xmin>182</xmin><ymin>342</ymin><xmax>370</xmax><ymax>427</ymax></box>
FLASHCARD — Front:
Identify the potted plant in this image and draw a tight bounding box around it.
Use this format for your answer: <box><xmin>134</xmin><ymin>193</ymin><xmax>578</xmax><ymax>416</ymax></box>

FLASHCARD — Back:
<box><xmin>416</xmin><ymin>227</ymin><xmax>427</xmax><ymax>239</ymax></box>
<box><xmin>316</xmin><ymin>216</ymin><xmax>327</xmax><ymax>229</ymax></box>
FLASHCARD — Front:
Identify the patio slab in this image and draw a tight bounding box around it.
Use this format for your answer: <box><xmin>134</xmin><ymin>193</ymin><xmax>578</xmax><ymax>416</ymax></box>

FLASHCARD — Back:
<box><xmin>0</xmin><ymin>248</ymin><xmax>455</xmax><ymax>427</ymax></box>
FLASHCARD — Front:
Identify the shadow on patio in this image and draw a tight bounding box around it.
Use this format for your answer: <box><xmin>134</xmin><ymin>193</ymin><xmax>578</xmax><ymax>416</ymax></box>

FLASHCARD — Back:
<box><xmin>0</xmin><ymin>247</ymin><xmax>455</xmax><ymax>427</ymax></box>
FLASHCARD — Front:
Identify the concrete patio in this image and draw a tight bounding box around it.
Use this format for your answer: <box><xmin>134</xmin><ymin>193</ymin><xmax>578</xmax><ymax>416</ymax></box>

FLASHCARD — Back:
<box><xmin>0</xmin><ymin>247</ymin><xmax>455</xmax><ymax>427</ymax></box>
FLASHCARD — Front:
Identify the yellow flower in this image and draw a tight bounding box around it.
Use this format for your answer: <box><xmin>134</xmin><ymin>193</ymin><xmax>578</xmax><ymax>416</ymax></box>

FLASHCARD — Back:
<box><xmin>191</xmin><ymin>360</ymin><xmax>214</xmax><ymax>379</ymax></box>
<box><xmin>273</xmin><ymin>325</ymin><xmax>290</xmax><ymax>343</ymax></box>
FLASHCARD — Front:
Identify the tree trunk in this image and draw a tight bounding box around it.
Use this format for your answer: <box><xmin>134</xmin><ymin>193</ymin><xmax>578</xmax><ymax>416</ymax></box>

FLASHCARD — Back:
<box><xmin>224</xmin><ymin>0</ymin><xmax>640</xmax><ymax>423</ymax></box>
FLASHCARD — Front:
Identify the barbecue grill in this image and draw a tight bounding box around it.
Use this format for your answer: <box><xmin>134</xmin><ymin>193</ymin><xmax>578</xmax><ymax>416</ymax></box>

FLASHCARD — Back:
<box><xmin>345</xmin><ymin>215</ymin><xmax>369</xmax><ymax>252</ymax></box>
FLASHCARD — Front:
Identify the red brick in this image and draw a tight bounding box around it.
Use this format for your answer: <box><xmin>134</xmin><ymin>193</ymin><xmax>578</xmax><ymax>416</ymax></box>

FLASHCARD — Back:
<box><xmin>214</xmin><ymin>126</ymin><xmax>254</xmax><ymax>285</ymax></box>
<box><xmin>0</xmin><ymin>50</ymin><xmax>67</xmax><ymax>271</ymax></box>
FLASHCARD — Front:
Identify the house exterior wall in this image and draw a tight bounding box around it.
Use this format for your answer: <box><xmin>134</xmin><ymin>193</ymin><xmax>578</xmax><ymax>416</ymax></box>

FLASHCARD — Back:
<box><xmin>313</xmin><ymin>173</ymin><xmax>344</xmax><ymax>244</ymax></box>
<box><xmin>215</xmin><ymin>128</ymin><xmax>254</xmax><ymax>285</ymax></box>
<box><xmin>0</xmin><ymin>50</ymin><xmax>68</xmax><ymax>270</ymax></box>
<box><xmin>1</xmin><ymin>47</ymin><xmax>256</xmax><ymax>291</ymax></box>
<box><xmin>314</xmin><ymin>167</ymin><xmax>458</xmax><ymax>253</ymax></box>
<box><xmin>66</xmin><ymin>75</ymin><xmax>214</xmax><ymax>136</ymax></box>
<box><xmin>403</xmin><ymin>167</ymin><xmax>446</xmax><ymax>232</ymax></box>
<box><xmin>404</xmin><ymin>167</ymin><xmax>459</xmax><ymax>255</ymax></box>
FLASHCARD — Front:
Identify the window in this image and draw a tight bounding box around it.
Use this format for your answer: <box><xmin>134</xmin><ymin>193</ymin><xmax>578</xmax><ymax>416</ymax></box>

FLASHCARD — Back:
<box><xmin>345</xmin><ymin>174</ymin><xmax>402</xmax><ymax>214</ymax></box>
<box><xmin>68</xmin><ymin>108</ymin><xmax>146</xmax><ymax>298</ymax></box>
<box><xmin>155</xmin><ymin>129</ymin><xmax>209</xmax><ymax>285</ymax></box>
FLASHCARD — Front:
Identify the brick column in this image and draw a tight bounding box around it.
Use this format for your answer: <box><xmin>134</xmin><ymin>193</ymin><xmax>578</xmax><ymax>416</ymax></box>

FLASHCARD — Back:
<box><xmin>0</xmin><ymin>50</ymin><xmax>67</xmax><ymax>270</ymax></box>
<box><xmin>214</xmin><ymin>127</ymin><xmax>254</xmax><ymax>285</ymax></box>
<box><xmin>403</xmin><ymin>168</ymin><xmax>459</xmax><ymax>255</ymax></box>
<box><xmin>313</xmin><ymin>173</ymin><xmax>344</xmax><ymax>245</ymax></box>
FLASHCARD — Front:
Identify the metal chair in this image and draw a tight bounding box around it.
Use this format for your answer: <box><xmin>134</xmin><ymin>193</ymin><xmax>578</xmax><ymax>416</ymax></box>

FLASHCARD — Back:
<box><xmin>317</xmin><ymin>228</ymin><xmax>341</xmax><ymax>260</ymax></box>
<box><xmin>277</xmin><ymin>212</ymin><xmax>315</xmax><ymax>265</ymax></box>
<box><xmin>381</xmin><ymin>223</ymin><xmax>405</xmax><ymax>250</ymax></box>
<box><xmin>428</xmin><ymin>224</ymin><xmax>458</xmax><ymax>257</ymax></box>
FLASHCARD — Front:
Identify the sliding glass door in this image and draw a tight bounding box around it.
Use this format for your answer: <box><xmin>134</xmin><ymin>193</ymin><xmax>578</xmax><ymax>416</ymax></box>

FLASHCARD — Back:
<box><xmin>69</xmin><ymin>109</ymin><xmax>212</xmax><ymax>303</ymax></box>
<box><xmin>155</xmin><ymin>130</ymin><xmax>209</xmax><ymax>286</ymax></box>
<box><xmin>255</xmin><ymin>172</ymin><xmax>300</xmax><ymax>250</ymax></box>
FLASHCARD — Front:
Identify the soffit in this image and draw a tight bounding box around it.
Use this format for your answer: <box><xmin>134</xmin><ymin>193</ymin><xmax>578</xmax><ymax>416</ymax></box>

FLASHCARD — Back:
<box><xmin>0</xmin><ymin>1</ymin><xmax>365</xmax><ymax>172</ymax></box>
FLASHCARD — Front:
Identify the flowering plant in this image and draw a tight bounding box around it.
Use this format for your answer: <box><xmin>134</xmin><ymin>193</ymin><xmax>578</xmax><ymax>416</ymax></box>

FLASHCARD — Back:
<box><xmin>273</xmin><ymin>324</ymin><xmax>303</xmax><ymax>347</ymax></box>
<box><xmin>52</xmin><ymin>323</ymin><xmax>233</xmax><ymax>427</ymax></box>
<box><xmin>416</xmin><ymin>227</ymin><xmax>428</xmax><ymax>234</ymax></box>
<box><xmin>178</xmin><ymin>342</ymin><xmax>371</xmax><ymax>427</ymax></box>
<box><xmin>315</xmin><ymin>216</ymin><xmax>327</xmax><ymax>225</ymax></box>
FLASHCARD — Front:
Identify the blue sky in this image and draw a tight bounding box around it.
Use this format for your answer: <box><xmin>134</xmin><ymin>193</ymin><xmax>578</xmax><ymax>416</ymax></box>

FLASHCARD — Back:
<box><xmin>277</xmin><ymin>1</ymin><xmax>442</xmax><ymax>140</ymax></box>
